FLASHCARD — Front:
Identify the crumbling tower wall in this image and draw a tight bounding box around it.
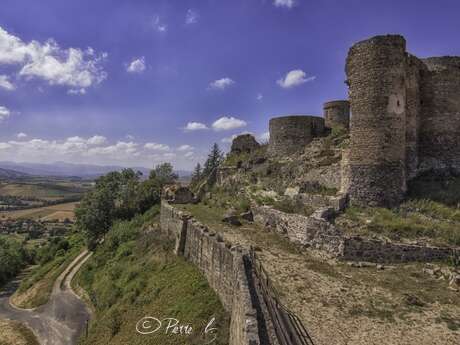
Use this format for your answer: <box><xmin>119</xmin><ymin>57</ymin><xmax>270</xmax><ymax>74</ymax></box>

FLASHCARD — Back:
<box><xmin>418</xmin><ymin>57</ymin><xmax>460</xmax><ymax>173</ymax></box>
<box><xmin>345</xmin><ymin>35</ymin><xmax>407</xmax><ymax>207</ymax></box>
<box><xmin>323</xmin><ymin>100</ymin><xmax>350</xmax><ymax>129</ymax></box>
<box><xmin>405</xmin><ymin>55</ymin><xmax>426</xmax><ymax>179</ymax></box>
<box><xmin>268</xmin><ymin>115</ymin><xmax>325</xmax><ymax>156</ymax></box>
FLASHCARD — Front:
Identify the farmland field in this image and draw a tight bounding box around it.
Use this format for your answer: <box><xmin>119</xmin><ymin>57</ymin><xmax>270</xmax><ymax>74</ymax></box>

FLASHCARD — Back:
<box><xmin>0</xmin><ymin>202</ymin><xmax>79</xmax><ymax>221</ymax></box>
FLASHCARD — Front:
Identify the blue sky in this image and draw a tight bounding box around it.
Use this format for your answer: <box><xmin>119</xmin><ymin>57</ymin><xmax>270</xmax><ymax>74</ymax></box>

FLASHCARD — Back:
<box><xmin>0</xmin><ymin>0</ymin><xmax>459</xmax><ymax>170</ymax></box>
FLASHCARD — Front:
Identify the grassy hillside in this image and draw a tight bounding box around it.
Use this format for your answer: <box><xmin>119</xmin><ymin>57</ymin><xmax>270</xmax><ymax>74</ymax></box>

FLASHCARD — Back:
<box><xmin>11</xmin><ymin>234</ymin><xmax>84</xmax><ymax>308</ymax></box>
<box><xmin>75</xmin><ymin>206</ymin><xmax>229</xmax><ymax>345</ymax></box>
<box><xmin>0</xmin><ymin>320</ymin><xmax>40</xmax><ymax>345</ymax></box>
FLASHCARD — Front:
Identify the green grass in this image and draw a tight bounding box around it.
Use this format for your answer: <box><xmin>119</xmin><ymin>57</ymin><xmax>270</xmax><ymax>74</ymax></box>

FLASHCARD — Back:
<box><xmin>338</xmin><ymin>173</ymin><xmax>460</xmax><ymax>247</ymax></box>
<box><xmin>13</xmin><ymin>234</ymin><xmax>84</xmax><ymax>308</ymax></box>
<box><xmin>339</xmin><ymin>204</ymin><xmax>460</xmax><ymax>246</ymax></box>
<box><xmin>76</xmin><ymin>205</ymin><xmax>229</xmax><ymax>345</ymax></box>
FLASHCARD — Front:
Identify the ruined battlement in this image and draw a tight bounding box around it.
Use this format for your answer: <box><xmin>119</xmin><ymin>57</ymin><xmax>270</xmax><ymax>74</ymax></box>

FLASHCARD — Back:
<box><xmin>344</xmin><ymin>34</ymin><xmax>460</xmax><ymax>207</ymax></box>
<box><xmin>268</xmin><ymin>115</ymin><xmax>325</xmax><ymax>156</ymax></box>
<box><xmin>323</xmin><ymin>100</ymin><xmax>350</xmax><ymax>129</ymax></box>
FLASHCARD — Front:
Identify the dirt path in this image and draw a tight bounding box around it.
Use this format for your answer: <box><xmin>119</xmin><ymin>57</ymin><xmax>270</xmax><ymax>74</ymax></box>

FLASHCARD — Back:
<box><xmin>0</xmin><ymin>250</ymin><xmax>92</xmax><ymax>345</ymax></box>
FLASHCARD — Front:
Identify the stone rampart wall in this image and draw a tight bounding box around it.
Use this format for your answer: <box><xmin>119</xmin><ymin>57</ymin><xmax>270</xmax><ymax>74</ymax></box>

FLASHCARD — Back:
<box><xmin>160</xmin><ymin>201</ymin><xmax>260</xmax><ymax>345</ymax></box>
<box><xmin>251</xmin><ymin>204</ymin><xmax>459</xmax><ymax>263</ymax></box>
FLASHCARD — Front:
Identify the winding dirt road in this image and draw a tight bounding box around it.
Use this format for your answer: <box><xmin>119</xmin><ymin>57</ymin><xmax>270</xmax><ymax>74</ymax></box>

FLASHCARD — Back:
<box><xmin>0</xmin><ymin>250</ymin><xmax>92</xmax><ymax>345</ymax></box>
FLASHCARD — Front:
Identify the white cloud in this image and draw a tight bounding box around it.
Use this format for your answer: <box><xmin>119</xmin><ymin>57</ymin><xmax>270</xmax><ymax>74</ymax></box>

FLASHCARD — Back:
<box><xmin>152</xmin><ymin>16</ymin><xmax>167</xmax><ymax>32</ymax></box>
<box><xmin>0</xmin><ymin>143</ymin><xmax>11</xmax><ymax>150</ymax></box>
<box><xmin>0</xmin><ymin>75</ymin><xmax>14</xmax><ymax>90</ymax></box>
<box><xmin>258</xmin><ymin>131</ymin><xmax>270</xmax><ymax>142</ymax></box>
<box><xmin>87</xmin><ymin>135</ymin><xmax>107</xmax><ymax>145</ymax></box>
<box><xmin>274</xmin><ymin>0</ymin><xmax>296</xmax><ymax>8</ymax></box>
<box><xmin>17</xmin><ymin>132</ymin><xmax>27</xmax><ymax>139</ymax></box>
<box><xmin>185</xmin><ymin>9</ymin><xmax>199</xmax><ymax>25</ymax></box>
<box><xmin>0</xmin><ymin>106</ymin><xmax>10</xmax><ymax>121</ymax></box>
<box><xmin>184</xmin><ymin>122</ymin><xmax>208</xmax><ymax>131</ymax></box>
<box><xmin>144</xmin><ymin>142</ymin><xmax>170</xmax><ymax>151</ymax></box>
<box><xmin>127</xmin><ymin>57</ymin><xmax>146</xmax><ymax>73</ymax></box>
<box><xmin>177</xmin><ymin>144</ymin><xmax>194</xmax><ymax>151</ymax></box>
<box><xmin>257</xmin><ymin>93</ymin><xmax>263</xmax><ymax>101</ymax></box>
<box><xmin>0</xmin><ymin>26</ymin><xmax>107</xmax><ymax>92</ymax></box>
<box><xmin>209</xmin><ymin>77</ymin><xmax>235</xmax><ymax>90</ymax></box>
<box><xmin>125</xmin><ymin>134</ymin><xmax>135</xmax><ymax>140</ymax></box>
<box><xmin>212</xmin><ymin>116</ymin><xmax>247</xmax><ymax>131</ymax></box>
<box><xmin>277</xmin><ymin>69</ymin><xmax>315</xmax><ymax>89</ymax></box>
<box><xmin>67</xmin><ymin>88</ymin><xmax>86</xmax><ymax>95</ymax></box>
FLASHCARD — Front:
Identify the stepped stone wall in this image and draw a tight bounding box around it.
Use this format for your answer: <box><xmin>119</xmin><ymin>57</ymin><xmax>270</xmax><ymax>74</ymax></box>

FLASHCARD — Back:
<box><xmin>160</xmin><ymin>201</ymin><xmax>261</xmax><ymax>345</ymax></box>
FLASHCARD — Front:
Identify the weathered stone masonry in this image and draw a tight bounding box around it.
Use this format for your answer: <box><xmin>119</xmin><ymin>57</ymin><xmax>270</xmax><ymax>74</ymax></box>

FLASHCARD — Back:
<box><xmin>251</xmin><ymin>204</ymin><xmax>460</xmax><ymax>263</ymax></box>
<box><xmin>345</xmin><ymin>35</ymin><xmax>460</xmax><ymax>207</ymax></box>
<box><xmin>160</xmin><ymin>201</ymin><xmax>261</xmax><ymax>345</ymax></box>
<box><xmin>268</xmin><ymin>115</ymin><xmax>325</xmax><ymax>156</ymax></box>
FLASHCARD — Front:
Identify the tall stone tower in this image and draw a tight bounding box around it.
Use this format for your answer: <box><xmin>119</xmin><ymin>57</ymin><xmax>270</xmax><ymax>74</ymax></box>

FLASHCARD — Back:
<box><xmin>323</xmin><ymin>100</ymin><xmax>350</xmax><ymax>129</ymax></box>
<box><xmin>418</xmin><ymin>57</ymin><xmax>460</xmax><ymax>173</ymax></box>
<box><xmin>345</xmin><ymin>35</ymin><xmax>407</xmax><ymax>207</ymax></box>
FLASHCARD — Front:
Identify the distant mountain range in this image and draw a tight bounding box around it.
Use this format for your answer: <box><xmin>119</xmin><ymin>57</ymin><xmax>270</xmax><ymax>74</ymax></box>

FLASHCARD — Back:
<box><xmin>0</xmin><ymin>167</ymin><xmax>31</xmax><ymax>179</ymax></box>
<box><xmin>0</xmin><ymin>161</ymin><xmax>191</xmax><ymax>180</ymax></box>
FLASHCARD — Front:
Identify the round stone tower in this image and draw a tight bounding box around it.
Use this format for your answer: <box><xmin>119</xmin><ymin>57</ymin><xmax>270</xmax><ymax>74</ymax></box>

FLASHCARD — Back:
<box><xmin>418</xmin><ymin>56</ymin><xmax>460</xmax><ymax>173</ymax></box>
<box><xmin>268</xmin><ymin>115</ymin><xmax>325</xmax><ymax>156</ymax></box>
<box><xmin>345</xmin><ymin>35</ymin><xmax>407</xmax><ymax>207</ymax></box>
<box><xmin>323</xmin><ymin>100</ymin><xmax>350</xmax><ymax>129</ymax></box>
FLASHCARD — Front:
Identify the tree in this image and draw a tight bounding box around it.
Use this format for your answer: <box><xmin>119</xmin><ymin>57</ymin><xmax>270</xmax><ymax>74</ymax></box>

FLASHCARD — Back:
<box><xmin>149</xmin><ymin>163</ymin><xmax>178</xmax><ymax>187</ymax></box>
<box><xmin>203</xmin><ymin>143</ymin><xmax>224</xmax><ymax>177</ymax></box>
<box><xmin>190</xmin><ymin>163</ymin><xmax>202</xmax><ymax>187</ymax></box>
<box><xmin>76</xmin><ymin>164</ymin><xmax>179</xmax><ymax>249</ymax></box>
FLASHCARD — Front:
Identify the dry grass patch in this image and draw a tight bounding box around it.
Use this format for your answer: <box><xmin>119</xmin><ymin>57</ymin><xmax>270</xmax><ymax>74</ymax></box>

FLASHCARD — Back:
<box><xmin>0</xmin><ymin>319</ymin><xmax>39</xmax><ymax>345</ymax></box>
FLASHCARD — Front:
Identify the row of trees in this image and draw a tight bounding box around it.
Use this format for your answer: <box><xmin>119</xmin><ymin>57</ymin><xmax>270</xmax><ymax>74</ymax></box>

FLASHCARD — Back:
<box><xmin>76</xmin><ymin>143</ymin><xmax>225</xmax><ymax>249</ymax></box>
<box><xmin>75</xmin><ymin>163</ymin><xmax>178</xmax><ymax>249</ymax></box>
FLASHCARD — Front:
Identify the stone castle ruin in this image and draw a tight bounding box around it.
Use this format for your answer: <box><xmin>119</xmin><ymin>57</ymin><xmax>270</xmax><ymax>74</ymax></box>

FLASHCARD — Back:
<box><xmin>237</xmin><ymin>34</ymin><xmax>460</xmax><ymax>208</ymax></box>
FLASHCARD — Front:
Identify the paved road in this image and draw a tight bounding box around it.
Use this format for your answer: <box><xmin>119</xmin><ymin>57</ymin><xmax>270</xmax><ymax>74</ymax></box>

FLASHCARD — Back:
<box><xmin>0</xmin><ymin>250</ymin><xmax>92</xmax><ymax>345</ymax></box>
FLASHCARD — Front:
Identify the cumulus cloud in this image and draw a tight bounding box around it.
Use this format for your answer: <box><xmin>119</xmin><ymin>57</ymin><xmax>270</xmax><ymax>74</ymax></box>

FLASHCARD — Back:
<box><xmin>87</xmin><ymin>135</ymin><xmax>107</xmax><ymax>145</ymax></box>
<box><xmin>177</xmin><ymin>144</ymin><xmax>194</xmax><ymax>151</ymax></box>
<box><xmin>144</xmin><ymin>142</ymin><xmax>170</xmax><ymax>151</ymax></box>
<box><xmin>185</xmin><ymin>9</ymin><xmax>199</xmax><ymax>24</ymax></box>
<box><xmin>0</xmin><ymin>26</ymin><xmax>107</xmax><ymax>92</ymax></box>
<box><xmin>184</xmin><ymin>122</ymin><xmax>208</xmax><ymax>131</ymax></box>
<box><xmin>274</xmin><ymin>0</ymin><xmax>296</xmax><ymax>8</ymax></box>
<box><xmin>209</xmin><ymin>77</ymin><xmax>235</xmax><ymax>90</ymax></box>
<box><xmin>152</xmin><ymin>16</ymin><xmax>167</xmax><ymax>32</ymax></box>
<box><xmin>127</xmin><ymin>57</ymin><xmax>146</xmax><ymax>73</ymax></box>
<box><xmin>257</xmin><ymin>93</ymin><xmax>263</xmax><ymax>101</ymax></box>
<box><xmin>0</xmin><ymin>75</ymin><xmax>14</xmax><ymax>90</ymax></box>
<box><xmin>17</xmin><ymin>132</ymin><xmax>27</xmax><ymax>139</ymax></box>
<box><xmin>277</xmin><ymin>69</ymin><xmax>315</xmax><ymax>89</ymax></box>
<box><xmin>212</xmin><ymin>116</ymin><xmax>247</xmax><ymax>131</ymax></box>
<box><xmin>0</xmin><ymin>106</ymin><xmax>10</xmax><ymax>121</ymax></box>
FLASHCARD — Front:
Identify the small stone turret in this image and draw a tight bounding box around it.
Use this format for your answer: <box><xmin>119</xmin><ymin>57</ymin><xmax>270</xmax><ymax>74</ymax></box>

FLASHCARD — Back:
<box><xmin>268</xmin><ymin>115</ymin><xmax>325</xmax><ymax>156</ymax></box>
<box><xmin>230</xmin><ymin>134</ymin><xmax>260</xmax><ymax>155</ymax></box>
<box><xmin>323</xmin><ymin>100</ymin><xmax>350</xmax><ymax>129</ymax></box>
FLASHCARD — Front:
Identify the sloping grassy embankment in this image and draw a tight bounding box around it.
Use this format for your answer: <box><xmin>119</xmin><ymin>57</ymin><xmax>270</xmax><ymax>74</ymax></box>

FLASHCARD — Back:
<box><xmin>74</xmin><ymin>205</ymin><xmax>230</xmax><ymax>345</ymax></box>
